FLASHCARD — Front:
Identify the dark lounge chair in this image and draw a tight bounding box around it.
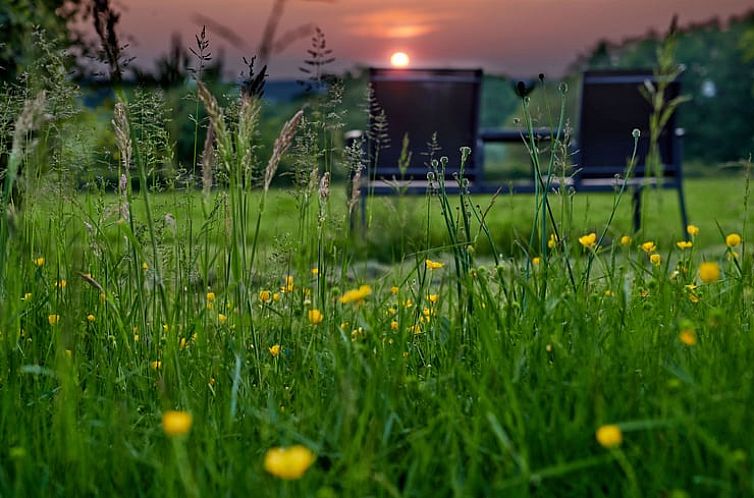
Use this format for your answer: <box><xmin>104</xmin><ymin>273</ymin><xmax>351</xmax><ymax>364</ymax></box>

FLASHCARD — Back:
<box><xmin>574</xmin><ymin>69</ymin><xmax>688</xmax><ymax>233</ymax></box>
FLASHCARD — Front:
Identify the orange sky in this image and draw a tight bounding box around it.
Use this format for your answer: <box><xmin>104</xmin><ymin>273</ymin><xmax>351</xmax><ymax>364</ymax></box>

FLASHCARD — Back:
<box><xmin>114</xmin><ymin>0</ymin><xmax>753</xmax><ymax>79</ymax></box>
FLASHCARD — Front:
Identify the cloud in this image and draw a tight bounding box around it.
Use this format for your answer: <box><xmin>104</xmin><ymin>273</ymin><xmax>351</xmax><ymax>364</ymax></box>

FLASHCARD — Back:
<box><xmin>343</xmin><ymin>9</ymin><xmax>454</xmax><ymax>39</ymax></box>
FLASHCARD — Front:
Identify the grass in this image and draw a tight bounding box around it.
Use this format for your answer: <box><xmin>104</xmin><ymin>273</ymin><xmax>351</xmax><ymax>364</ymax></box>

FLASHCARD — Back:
<box><xmin>2</xmin><ymin>39</ymin><xmax>754</xmax><ymax>496</ymax></box>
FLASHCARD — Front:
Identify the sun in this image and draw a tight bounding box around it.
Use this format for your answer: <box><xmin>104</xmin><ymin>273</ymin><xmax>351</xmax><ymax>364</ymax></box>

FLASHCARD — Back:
<box><xmin>390</xmin><ymin>52</ymin><xmax>410</xmax><ymax>68</ymax></box>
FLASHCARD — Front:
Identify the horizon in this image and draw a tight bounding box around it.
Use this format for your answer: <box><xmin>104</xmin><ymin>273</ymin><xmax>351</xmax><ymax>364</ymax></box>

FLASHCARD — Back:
<box><xmin>103</xmin><ymin>0</ymin><xmax>753</xmax><ymax>81</ymax></box>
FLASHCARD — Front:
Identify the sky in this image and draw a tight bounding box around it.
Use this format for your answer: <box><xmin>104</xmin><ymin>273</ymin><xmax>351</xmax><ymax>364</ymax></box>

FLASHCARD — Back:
<box><xmin>112</xmin><ymin>0</ymin><xmax>753</xmax><ymax>80</ymax></box>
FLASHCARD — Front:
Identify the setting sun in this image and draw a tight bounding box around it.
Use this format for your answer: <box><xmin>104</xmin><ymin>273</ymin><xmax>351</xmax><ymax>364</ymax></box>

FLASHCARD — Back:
<box><xmin>390</xmin><ymin>51</ymin><xmax>410</xmax><ymax>68</ymax></box>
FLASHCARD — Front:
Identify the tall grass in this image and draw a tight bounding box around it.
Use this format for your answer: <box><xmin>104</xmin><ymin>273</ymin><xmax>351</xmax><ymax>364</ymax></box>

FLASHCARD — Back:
<box><xmin>1</xmin><ymin>32</ymin><xmax>753</xmax><ymax>498</ymax></box>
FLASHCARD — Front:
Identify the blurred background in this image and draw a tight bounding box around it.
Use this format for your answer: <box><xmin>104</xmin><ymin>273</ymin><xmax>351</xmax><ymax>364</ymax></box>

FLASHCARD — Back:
<box><xmin>1</xmin><ymin>0</ymin><xmax>753</xmax><ymax>186</ymax></box>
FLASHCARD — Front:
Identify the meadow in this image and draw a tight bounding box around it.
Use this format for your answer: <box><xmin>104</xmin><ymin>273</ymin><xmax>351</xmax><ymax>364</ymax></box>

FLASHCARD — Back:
<box><xmin>2</xmin><ymin>37</ymin><xmax>754</xmax><ymax>498</ymax></box>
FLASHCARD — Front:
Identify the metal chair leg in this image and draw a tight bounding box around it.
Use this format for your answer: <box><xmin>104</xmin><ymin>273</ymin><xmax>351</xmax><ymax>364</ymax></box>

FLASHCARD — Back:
<box><xmin>632</xmin><ymin>188</ymin><xmax>642</xmax><ymax>233</ymax></box>
<box><xmin>677</xmin><ymin>183</ymin><xmax>690</xmax><ymax>240</ymax></box>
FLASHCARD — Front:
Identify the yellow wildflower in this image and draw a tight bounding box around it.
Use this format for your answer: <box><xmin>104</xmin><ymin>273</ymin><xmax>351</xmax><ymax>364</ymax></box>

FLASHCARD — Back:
<box><xmin>726</xmin><ymin>233</ymin><xmax>742</xmax><ymax>248</ymax></box>
<box><xmin>547</xmin><ymin>233</ymin><xmax>559</xmax><ymax>249</ymax></box>
<box><xmin>410</xmin><ymin>324</ymin><xmax>422</xmax><ymax>334</ymax></box>
<box><xmin>676</xmin><ymin>241</ymin><xmax>692</xmax><ymax>250</ymax></box>
<box><xmin>390</xmin><ymin>286</ymin><xmax>399</xmax><ymax>295</ymax></box>
<box><xmin>162</xmin><ymin>410</ymin><xmax>193</xmax><ymax>437</ymax></box>
<box><xmin>339</xmin><ymin>284</ymin><xmax>373</xmax><ymax>305</ymax></box>
<box><xmin>48</xmin><ymin>314</ymin><xmax>60</xmax><ymax>325</ymax></box>
<box><xmin>308</xmin><ymin>309</ymin><xmax>324</xmax><ymax>325</ymax></box>
<box><xmin>142</xmin><ymin>262</ymin><xmax>149</xmax><ymax>272</ymax></box>
<box><xmin>269</xmin><ymin>344</ymin><xmax>281</xmax><ymax>357</ymax></box>
<box><xmin>650</xmin><ymin>253</ymin><xmax>662</xmax><ymax>266</ymax></box>
<box><xmin>55</xmin><ymin>279</ymin><xmax>67</xmax><ymax>289</ymax></box>
<box><xmin>532</xmin><ymin>257</ymin><xmax>541</xmax><ymax>265</ymax></box>
<box><xmin>640</xmin><ymin>241</ymin><xmax>656</xmax><ymax>253</ymax></box>
<box><xmin>578</xmin><ymin>232</ymin><xmax>597</xmax><ymax>249</ymax></box>
<box><xmin>150</xmin><ymin>360</ymin><xmax>161</xmax><ymax>370</ymax></box>
<box><xmin>263</xmin><ymin>445</ymin><xmax>315</xmax><ymax>480</ymax></box>
<box><xmin>162</xmin><ymin>324</ymin><xmax>169</xmax><ymax>333</ymax></box>
<box><xmin>311</xmin><ymin>267</ymin><xmax>319</xmax><ymax>276</ymax></box>
<box><xmin>218</xmin><ymin>313</ymin><xmax>227</xmax><ymax>324</ymax></box>
<box><xmin>596</xmin><ymin>424</ymin><xmax>622</xmax><ymax>448</ymax></box>
<box><xmin>272</xmin><ymin>292</ymin><xmax>281</xmax><ymax>302</ymax></box>
<box><xmin>86</xmin><ymin>314</ymin><xmax>95</xmax><ymax>322</ymax></box>
<box><xmin>698</xmin><ymin>262</ymin><xmax>721</xmax><ymax>284</ymax></box>
<box><xmin>620</xmin><ymin>235</ymin><xmax>632</xmax><ymax>247</ymax></box>
<box><xmin>206</xmin><ymin>291</ymin><xmax>216</xmax><ymax>302</ymax></box>
<box><xmin>403</xmin><ymin>298</ymin><xmax>413</xmax><ymax>308</ymax></box>
<box><xmin>425</xmin><ymin>259</ymin><xmax>444</xmax><ymax>270</ymax></box>
<box><xmin>390</xmin><ymin>320</ymin><xmax>399</xmax><ymax>331</ymax></box>
<box><xmin>259</xmin><ymin>290</ymin><xmax>272</xmax><ymax>303</ymax></box>
<box><xmin>679</xmin><ymin>329</ymin><xmax>697</xmax><ymax>346</ymax></box>
<box><xmin>33</xmin><ymin>257</ymin><xmax>45</xmax><ymax>267</ymax></box>
<box><xmin>22</xmin><ymin>292</ymin><xmax>32</xmax><ymax>301</ymax></box>
<box><xmin>427</xmin><ymin>294</ymin><xmax>439</xmax><ymax>304</ymax></box>
<box><xmin>283</xmin><ymin>275</ymin><xmax>294</xmax><ymax>293</ymax></box>
<box><xmin>687</xmin><ymin>225</ymin><xmax>699</xmax><ymax>237</ymax></box>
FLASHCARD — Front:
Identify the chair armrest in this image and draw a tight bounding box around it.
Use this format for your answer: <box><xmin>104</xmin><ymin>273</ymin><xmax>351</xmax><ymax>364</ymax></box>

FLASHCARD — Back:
<box><xmin>479</xmin><ymin>127</ymin><xmax>554</xmax><ymax>143</ymax></box>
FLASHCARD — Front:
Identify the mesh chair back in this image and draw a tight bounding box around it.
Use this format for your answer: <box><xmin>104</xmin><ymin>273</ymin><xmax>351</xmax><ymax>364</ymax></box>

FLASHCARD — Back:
<box><xmin>578</xmin><ymin>69</ymin><xmax>681</xmax><ymax>180</ymax></box>
<box><xmin>368</xmin><ymin>68</ymin><xmax>482</xmax><ymax>181</ymax></box>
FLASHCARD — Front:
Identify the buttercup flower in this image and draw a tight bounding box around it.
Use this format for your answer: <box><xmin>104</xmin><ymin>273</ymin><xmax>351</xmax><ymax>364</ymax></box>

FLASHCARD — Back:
<box><xmin>640</xmin><ymin>241</ymin><xmax>656</xmax><ymax>253</ymax></box>
<box><xmin>86</xmin><ymin>314</ymin><xmax>95</xmax><ymax>322</ymax></box>
<box><xmin>679</xmin><ymin>329</ymin><xmax>697</xmax><ymax>346</ymax></box>
<box><xmin>620</xmin><ymin>235</ymin><xmax>632</xmax><ymax>247</ymax></box>
<box><xmin>532</xmin><ymin>257</ymin><xmax>541</xmax><ymax>265</ymax></box>
<box><xmin>48</xmin><ymin>314</ymin><xmax>60</xmax><ymax>325</ymax></box>
<box><xmin>676</xmin><ymin>241</ymin><xmax>692</xmax><ymax>250</ymax></box>
<box><xmin>686</xmin><ymin>225</ymin><xmax>699</xmax><ymax>237</ymax></box>
<box><xmin>390</xmin><ymin>286</ymin><xmax>399</xmax><ymax>295</ymax></box>
<box><xmin>259</xmin><ymin>290</ymin><xmax>272</xmax><ymax>303</ymax></box>
<box><xmin>425</xmin><ymin>259</ymin><xmax>444</xmax><ymax>270</ymax></box>
<box><xmin>390</xmin><ymin>320</ymin><xmax>399</xmax><ymax>331</ymax></box>
<box><xmin>218</xmin><ymin>313</ymin><xmax>227</xmax><ymax>324</ymax></box>
<box><xmin>206</xmin><ymin>291</ymin><xmax>216</xmax><ymax>302</ymax></box>
<box><xmin>650</xmin><ymin>253</ymin><xmax>662</xmax><ymax>266</ymax></box>
<box><xmin>283</xmin><ymin>275</ymin><xmax>295</xmax><ymax>293</ymax></box>
<box><xmin>162</xmin><ymin>410</ymin><xmax>193</xmax><ymax>436</ymax></box>
<box><xmin>269</xmin><ymin>344</ymin><xmax>281</xmax><ymax>357</ymax></box>
<box><xmin>33</xmin><ymin>257</ymin><xmax>45</xmax><ymax>267</ymax></box>
<box><xmin>547</xmin><ymin>233</ymin><xmax>559</xmax><ymax>249</ymax></box>
<box><xmin>308</xmin><ymin>309</ymin><xmax>323</xmax><ymax>325</ymax></box>
<box><xmin>263</xmin><ymin>445</ymin><xmax>315</xmax><ymax>480</ymax></box>
<box><xmin>578</xmin><ymin>232</ymin><xmax>597</xmax><ymax>249</ymax></box>
<box><xmin>596</xmin><ymin>424</ymin><xmax>623</xmax><ymax>448</ymax></box>
<box><xmin>339</xmin><ymin>285</ymin><xmax>373</xmax><ymax>305</ymax></box>
<box><xmin>698</xmin><ymin>262</ymin><xmax>721</xmax><ymax>283</ymax></box>
<box><xmin>726</xmin><ymin>233</ymin><xmax>742</xmax><ymax>248</ymax></box>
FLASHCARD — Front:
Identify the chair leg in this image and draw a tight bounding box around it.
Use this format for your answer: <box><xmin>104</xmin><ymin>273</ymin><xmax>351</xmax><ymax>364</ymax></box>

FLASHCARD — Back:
<box><xmin>632</xmin><ymin>188</ymin><xmax>642</xmax><ymax>233</ymax></box>
<box><xmin>677</xmin><ymin>183</ymin><xmax>690</xmax><ymax>240</ymax></box>
<box><xmin>360</xmin><ymin>193</ymin><xmax>367</xmax><ymax>230</ymax></box>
